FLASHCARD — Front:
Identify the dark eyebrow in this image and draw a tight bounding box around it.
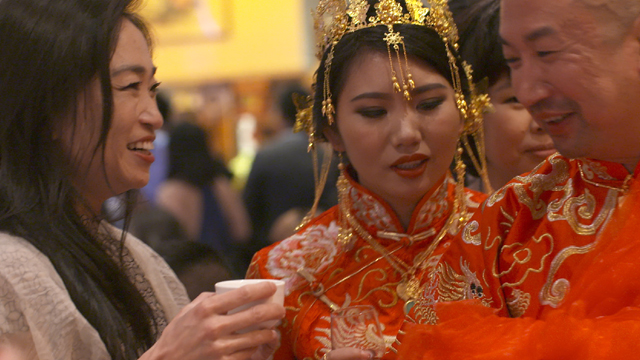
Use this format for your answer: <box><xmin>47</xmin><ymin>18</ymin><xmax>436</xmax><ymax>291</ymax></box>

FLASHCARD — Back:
<box><xmin>412</xmin><ymin>83</ymin><xmax>447</xmax><ymax>95</ymax></box>
<box><xmin>350</xmin><ymin>83</ymin><xmax>448</xmax><ymax>102</ymax></box>
<box><xmin>351</xmin><ymin>92</ymin><xmax>390</xmax><ymax>102</ymax></box>
<box><xmin>524</xmin><ymin>26</ymin><xmax>557</xmax><ymax>42</ymax></box>
<box><xmin>111</xmin><ymin>65</ymin><xmax>157</xmax><ymax>77</ymax></box>
<box><xmin>499</xmin><ymin>26</ymin><xmax>557</xmax><ymax>47</ymax></box>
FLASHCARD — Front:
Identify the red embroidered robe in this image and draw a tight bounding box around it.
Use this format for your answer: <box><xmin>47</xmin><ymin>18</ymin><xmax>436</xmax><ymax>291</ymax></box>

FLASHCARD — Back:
<box><xmin>247</xmin><ymin>171</ymin><xmax>487</xmax><ymax>360</ymax></box>
<box><xmin>397</xmin><ymin>154</ymin><xmax>640</xmax><ymax>359</ymax></box>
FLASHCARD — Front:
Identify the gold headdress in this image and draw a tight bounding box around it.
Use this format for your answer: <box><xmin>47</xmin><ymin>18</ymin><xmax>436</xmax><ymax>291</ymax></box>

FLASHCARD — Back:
<box><xmin>295</xmin><ymin>0</ymin><xmax>493</xmax><ymax>229</ymax></box>
<box><xmin>313</xmin><ymin>0</ymin><xmax>489</xmax><ymax>127</ymax></box>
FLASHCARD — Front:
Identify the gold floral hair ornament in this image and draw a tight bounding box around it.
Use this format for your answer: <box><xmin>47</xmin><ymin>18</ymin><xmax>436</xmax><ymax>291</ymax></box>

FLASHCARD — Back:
<box><xmin>292</xmin><ymin>92</ymin><xmax>315</xmax><ymax>151</ymax></box>
<box><xmin>292</xmin><ymin>92</ymin><xmax>334</xmax><ymax>229</ymax></box>
<box><xmin>308</xmin><ymin>0</ymin><xmax>493</xmax><ymax>190</ymax></box>
<box><xmin>460</xmin><ymin>74</ymin><xmax>494</xmax><ymax>194</ymax></box>
<box><xmin>313</xmin><ymin>0</ymin><xmax>489</xmax><ymax>130</ymax></box>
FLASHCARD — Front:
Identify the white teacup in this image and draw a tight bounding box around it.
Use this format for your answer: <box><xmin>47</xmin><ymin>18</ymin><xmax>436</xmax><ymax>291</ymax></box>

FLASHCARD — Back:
<box><xmin>215</xmin><ymin>279</ymin><xmax>285</xmax><ymax>332</ymax></box>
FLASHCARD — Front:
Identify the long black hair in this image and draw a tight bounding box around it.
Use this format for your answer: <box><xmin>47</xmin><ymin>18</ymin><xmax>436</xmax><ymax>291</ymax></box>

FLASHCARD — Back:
<box><xmin>0</xmin><ymin>0</ymin><xmax>157</xmax><ymax>358</ymax></box>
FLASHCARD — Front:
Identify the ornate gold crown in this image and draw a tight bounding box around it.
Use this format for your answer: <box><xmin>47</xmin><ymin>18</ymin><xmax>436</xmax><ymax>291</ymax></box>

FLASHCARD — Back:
<box><xmin>298</xmin><ymin>0</ymin><xmax>491</xmax><ymax>144</ymax></box>
<box><xmin>314</xmin><ymin>0</ymin><xmax>459</xmax><ymax>62</ymax></box>
<box><xmin>316</xmin><ymin>0</ymin><xmax>454</xmax><ymax>124</ymax></box>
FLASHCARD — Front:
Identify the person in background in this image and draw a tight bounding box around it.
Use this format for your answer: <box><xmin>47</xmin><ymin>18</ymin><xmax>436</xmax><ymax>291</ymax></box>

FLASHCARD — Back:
<box><xmin>266</xmin><ymin>206</ymin><xmax>327</xmax><ymax>244</ymax></box>
<box><xmin>157</xmin><ymin>122</ymin><xmax>250</xmax><ymax>276</ymax></box>
<box><xmin>0</xmin><ymin>0</ymin><xmax>284</xmax><ymax>358</ymax></box>
<box><xmin>450</xmin><ymin>0</ymin><xmax>555</xmax><ymax>190</ymax></box>
<box><xmin>129</xmin><ymin>206</ymin><xmax>235</xmax><ymax>299</ymax></box>
<box><xmin>394</xmin><ymin>0</ymin><xmax>640</xmax><ymax>357</ymax></box>
<box><xmin>247</xmin><ymin>0</ymin><xmax>492</xmax><ymax>359</ymax></box>
<box><xmin>243</xmin><ymin>84</ymin><xmax>339</xmax><ymax>263</ymax></box>
<box><xmin>129</xmin><ymin>206</ymin><xmax>190</xmax><ymax>249</ymax></box>
<box><xmin>160</xmin><ymin>240</ymin><xmax>235</xmax><ymax>300</ymax></box>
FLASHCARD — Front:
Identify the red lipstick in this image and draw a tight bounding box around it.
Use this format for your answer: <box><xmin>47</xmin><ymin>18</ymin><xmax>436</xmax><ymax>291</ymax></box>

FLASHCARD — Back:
<box><xmin>391</xmin><ymin>154</ymin><xmax>429</xmax><ymax>178</ymax></box>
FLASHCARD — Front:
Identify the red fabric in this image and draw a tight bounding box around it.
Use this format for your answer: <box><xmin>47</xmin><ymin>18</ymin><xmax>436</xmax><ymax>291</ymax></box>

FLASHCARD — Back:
<box><xmin>397</xmin><ymin>156</ymin><xmax>640</xmax><ymax>359</ymax></box>
<box><xmin>399</xmin><ymin>301</ymin><xmax>640</xmax><ymax>360</ymax></box>
<box><xmin>247</xmin><ymin>171</ymin><xmax>487</xmax><ymax>360</ymax></box>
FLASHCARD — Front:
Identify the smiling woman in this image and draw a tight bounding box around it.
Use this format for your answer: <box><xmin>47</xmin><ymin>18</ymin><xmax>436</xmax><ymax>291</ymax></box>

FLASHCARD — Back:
<box><xmin>0</xmin><ymin>0</ymin><xmax>284</xmax><ymax>359</ymax></box>
<box><xmin>246</xmin><ymin>1</ymin><xmax>493</xmax><ymax>359</ymax></box>
<box><xmin>68</xmin><ymin>19</ymin><xmax>164</xmax><ymax>213</ymax></box>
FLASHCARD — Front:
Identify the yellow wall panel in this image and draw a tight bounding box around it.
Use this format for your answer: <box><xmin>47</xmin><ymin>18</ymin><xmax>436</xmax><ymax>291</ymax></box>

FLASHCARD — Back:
<box><xmin>141</xmin><ymin>0</ymin><xmax>308</xmax><ymax>85</ymax></box>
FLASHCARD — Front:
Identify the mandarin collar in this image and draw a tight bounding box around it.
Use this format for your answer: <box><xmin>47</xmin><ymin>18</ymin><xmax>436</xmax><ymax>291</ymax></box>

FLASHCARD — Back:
<box><xmin>340</xmin><ymin>169</ymin><xmax>453</xmax><ymax>239</ymax></box>
<box><xmin>578</xmin><ymin>158</ymin><xmax>638</xmax><ymax>189</ymax></box>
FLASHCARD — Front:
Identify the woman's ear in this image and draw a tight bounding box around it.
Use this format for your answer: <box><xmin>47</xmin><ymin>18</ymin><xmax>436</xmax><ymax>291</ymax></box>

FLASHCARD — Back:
<box><xmin>323</xmin><ymin>127</ymin><xmax>346</xmax><ymax>152</ymax></box>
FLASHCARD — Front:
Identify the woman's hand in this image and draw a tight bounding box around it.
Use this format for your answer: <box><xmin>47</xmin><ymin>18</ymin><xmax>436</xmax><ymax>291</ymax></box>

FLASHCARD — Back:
<box><xmin>141</xmin><ymin>282</ymin><xmax>285</xmax><ymax>360</ymax></box>
<box><xmin>250</xmin><ymin>331</ymin><xmax>280</xmax><ymax>360</ymax></box>
<box><xmin>325</xmin><ymin>348</ymin><xmax>375</xmax><ymax>360</ymax></box>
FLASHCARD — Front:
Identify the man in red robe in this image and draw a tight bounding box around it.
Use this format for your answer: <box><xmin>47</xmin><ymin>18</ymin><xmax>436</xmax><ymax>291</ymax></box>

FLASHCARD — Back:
<box><xmin>394</xmin><ymin>0</ymin><xmax>640</xmax><ymax>358</ymax></box>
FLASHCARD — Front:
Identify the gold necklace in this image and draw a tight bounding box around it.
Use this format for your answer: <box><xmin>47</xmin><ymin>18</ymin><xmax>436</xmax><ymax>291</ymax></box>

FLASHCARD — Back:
<box><xmin>343</xmin><ymin>206</ymin><xmax>456</xmax><ymax>302</ymax></box>
<box><xmin>337</xmin><ymin>173</ymin><xmax>459</xmax><ymax>303</ymax></box>
<box><xmin>293</xmin><ymin>172</ymin><xmax>465</xmax><ymax>314</ymax></box>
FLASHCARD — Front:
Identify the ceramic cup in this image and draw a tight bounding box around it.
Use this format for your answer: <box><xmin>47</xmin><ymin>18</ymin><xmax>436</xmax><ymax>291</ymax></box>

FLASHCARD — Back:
<box><xmin>215</xmin><ymin>279</ymin><xmax>285</xmax><ymax>332</ymax></box>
